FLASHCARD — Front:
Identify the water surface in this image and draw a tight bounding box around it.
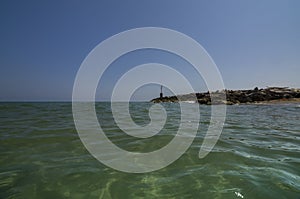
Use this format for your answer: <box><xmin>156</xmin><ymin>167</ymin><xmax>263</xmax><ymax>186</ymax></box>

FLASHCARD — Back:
<box><xmin>0</xmin><ymin>102</ymin><xmax>299</xmax><ymax>198</ymax></box>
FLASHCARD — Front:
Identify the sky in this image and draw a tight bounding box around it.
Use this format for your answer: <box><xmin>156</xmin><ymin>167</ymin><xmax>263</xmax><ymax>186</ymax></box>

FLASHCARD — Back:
<box><xmin>0</xmin><ymin>0</ymin><xmax>300</xmax><ymax>101</ymax></box>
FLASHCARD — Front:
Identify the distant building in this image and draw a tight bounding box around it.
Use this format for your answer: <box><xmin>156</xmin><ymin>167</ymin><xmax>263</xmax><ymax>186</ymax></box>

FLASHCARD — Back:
<box><xmin>160</xmin><ymin>85</ymin><xmax>163</xmax><ymax>99</ymax></box>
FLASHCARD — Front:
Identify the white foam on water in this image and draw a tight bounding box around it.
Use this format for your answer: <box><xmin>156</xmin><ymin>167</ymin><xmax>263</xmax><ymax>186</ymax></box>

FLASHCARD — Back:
<box><xmin>235</xmin><ymin>191</ymin><xmax>244</xmax><ymax>198</ymax></box>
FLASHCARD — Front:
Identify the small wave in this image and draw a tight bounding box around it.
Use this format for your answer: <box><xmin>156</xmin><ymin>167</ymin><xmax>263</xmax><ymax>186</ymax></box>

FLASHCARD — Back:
<box><xmin>181</xmin><ymin>101</ymin><xmax>197</xmax><ymax>104</ymax></box>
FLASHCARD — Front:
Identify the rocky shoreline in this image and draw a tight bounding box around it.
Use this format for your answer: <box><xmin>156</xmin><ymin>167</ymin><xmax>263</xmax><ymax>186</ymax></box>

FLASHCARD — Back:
<box><xmin>150</xmin><ymin>87</ymin><xmax>300</xmax><ymax>105</ymax></box>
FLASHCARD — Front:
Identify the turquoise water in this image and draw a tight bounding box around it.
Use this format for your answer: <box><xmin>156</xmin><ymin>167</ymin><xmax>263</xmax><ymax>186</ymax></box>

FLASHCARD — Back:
<box><xmin>0</xmin><ymin>102</ymin><xmax>299</xmax><ymax>198</ymax></box>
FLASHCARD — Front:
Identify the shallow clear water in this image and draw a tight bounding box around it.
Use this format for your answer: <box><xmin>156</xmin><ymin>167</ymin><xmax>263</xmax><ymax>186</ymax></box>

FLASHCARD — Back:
<box><xmin>0</xmin><ymin>102</ymin><xmax>299</xmax><ymax>198</ymax></box>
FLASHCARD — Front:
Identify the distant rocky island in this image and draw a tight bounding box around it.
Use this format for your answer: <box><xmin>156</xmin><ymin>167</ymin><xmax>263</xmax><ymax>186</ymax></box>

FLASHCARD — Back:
<box><xmin>151</xmin><ymin>87</ymin><xmax>300</xmax><ymax>105</ymax></box>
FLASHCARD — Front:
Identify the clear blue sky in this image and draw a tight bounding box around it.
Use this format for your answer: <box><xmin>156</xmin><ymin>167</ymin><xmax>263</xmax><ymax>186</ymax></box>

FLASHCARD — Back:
<box><xmin>1</xmin><ymin>0</ymin><xmax>299</xmax><ymax>101</ymax></box>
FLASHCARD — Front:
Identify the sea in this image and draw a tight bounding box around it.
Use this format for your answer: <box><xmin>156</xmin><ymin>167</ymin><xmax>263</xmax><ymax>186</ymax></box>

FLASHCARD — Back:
<box><xmin>0</xmin><ymin>102</ymin><xmax>299</xmax><ymax>199</ymax></box>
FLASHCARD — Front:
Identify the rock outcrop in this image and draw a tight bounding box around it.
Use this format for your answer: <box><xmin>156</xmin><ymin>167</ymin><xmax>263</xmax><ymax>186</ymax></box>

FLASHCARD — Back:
<box><xmin>150</xmin><ymin>87</ymin><xmax>300</xmax><ymax>105</ymax></box>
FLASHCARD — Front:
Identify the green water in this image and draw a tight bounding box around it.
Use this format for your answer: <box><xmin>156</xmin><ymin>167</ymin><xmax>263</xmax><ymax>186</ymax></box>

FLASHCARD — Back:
<box><xmin>0</xmin><ymin>102</ymin><xmax>299</xmax><ymax>198</ymax></box>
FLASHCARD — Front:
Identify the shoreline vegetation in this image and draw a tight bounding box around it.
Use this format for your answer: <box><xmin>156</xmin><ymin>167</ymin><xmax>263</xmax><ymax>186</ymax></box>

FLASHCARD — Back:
<box><xmin>150</xmin><ymin>87</ymin><xmax>300</xmax><ymax>105</ymax></box>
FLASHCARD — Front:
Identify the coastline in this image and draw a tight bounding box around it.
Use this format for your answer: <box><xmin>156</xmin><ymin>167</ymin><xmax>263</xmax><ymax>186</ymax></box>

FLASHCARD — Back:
<box><xmin>245</xmin><ymin>98</ymin><xmax>300</xmax><ymax>105</ymax></box>
<box><xmin>151</xmin><ymin>87</ymin><xmax>300</xmax><ymax>105</ymax></box>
